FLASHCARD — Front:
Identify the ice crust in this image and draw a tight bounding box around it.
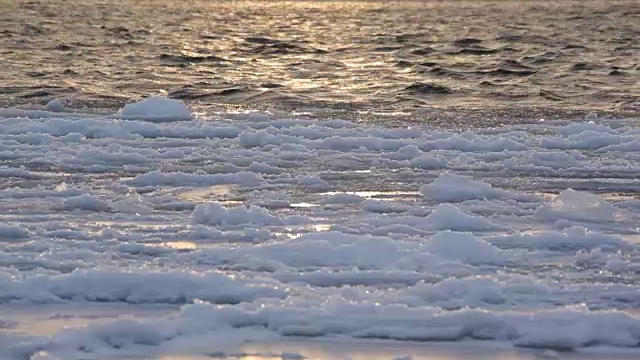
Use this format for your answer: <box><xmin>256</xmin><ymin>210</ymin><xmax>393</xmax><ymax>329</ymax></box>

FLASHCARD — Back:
<box><xmin>1</xmin><ymin>101</ymin><xmax>640</xmax><ymax>358</ymax></box>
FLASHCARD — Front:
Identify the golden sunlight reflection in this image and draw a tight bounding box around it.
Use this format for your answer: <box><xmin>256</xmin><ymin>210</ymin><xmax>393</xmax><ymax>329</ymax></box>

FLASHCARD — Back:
<box><xmin>177</xmin><ymin>185</ymin><xmax>237</xmax><ymax>203</ymax></box>
<box><xmin>321</xmin><ymin>190</ymin><xmax>418</xmax><ymax>199</ymax></box>
<box><xmin>289</xmin><ymin>202</ymin><xmax>318</xmax><ymax>208</ymax></box>
<box><xmin>159</xmin><ymin>241</ymin><xmax>198</xmax><ymax>250</ymax></box>
<box><xmin>274</xmin><ymin>223</ymin><xmax>332</xmax><ymax>239</ymax></box>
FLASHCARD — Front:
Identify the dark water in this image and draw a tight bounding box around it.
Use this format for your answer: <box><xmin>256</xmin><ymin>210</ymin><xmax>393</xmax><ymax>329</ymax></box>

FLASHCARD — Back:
<box><xmin>1</xmin><ymin>0</ymin><xmax>638</xmax><ymax>121</ymax></box>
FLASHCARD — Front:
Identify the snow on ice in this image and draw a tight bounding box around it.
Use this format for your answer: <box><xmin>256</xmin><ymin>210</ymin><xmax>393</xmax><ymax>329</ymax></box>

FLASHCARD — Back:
<box><xmin>1</xmin><ymin>99</ymin><xmax>640</xmax><ymax>358</ymax></box>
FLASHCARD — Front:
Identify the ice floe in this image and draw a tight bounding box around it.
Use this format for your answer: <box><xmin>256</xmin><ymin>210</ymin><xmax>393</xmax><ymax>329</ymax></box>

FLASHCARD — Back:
<box><xmin>425</xmin><ymin>204</ymin><xmax>502</xmax><ymax>231</ymax></box>
<box><xmin>419</xmin><ymin>173</ymin><xmax>506</xmax><ymax>202</ymax></box>
<box><xmin>118</xmin><ymin>96</ymin><xmax>192</xmax><ymax>121</ymax></box>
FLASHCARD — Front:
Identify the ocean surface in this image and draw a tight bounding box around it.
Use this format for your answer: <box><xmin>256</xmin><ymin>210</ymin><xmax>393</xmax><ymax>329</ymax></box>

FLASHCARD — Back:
<box><xmin>1</xmin><ymin>1</ymin><xmax>640</xmax><ymax>360</ymax></box>
<box><xmin>1</xmin><ymin>0</ymin><xmax>638</xmax><ymax>121</ymax></box>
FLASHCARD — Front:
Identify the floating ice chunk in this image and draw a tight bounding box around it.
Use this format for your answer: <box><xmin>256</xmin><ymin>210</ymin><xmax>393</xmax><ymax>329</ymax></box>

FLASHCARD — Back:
<box><xmin>542</xmin><ymin>131</ymin><xmax>632</xmax><ymax>150</ymax></box>
<box><xmin>505</xmin><ymin>150</ymin><xmax>588</xmax><ymax>170</ymax></box>
<box><xmin>425</xmin><ymin>204</ymin><xmax>500</xmax><ymax>231</ymax></box>
<box><xmin>247</xmin><ymin>112</ymin><xmax>271</xmax><ymax>122</ymax></box>
<box><xmin>0</xmin><ymin>166</ymin><xmax>42</xmax><ymax>180</ymax></box>
<box><xmin>239</xmin><ymin>129</ymin><xmax>285</xmax><ymax>148</ymax></box>
<box><xmin>419</xmin><ymin>173</ymin><xmax>505</xmax><ymax>202</ymax></box>
<box><xmin>488</xmin><ymin>226</ymin><xmax>629</xmax><ymax>251</ymax></box>
<box><xmin>317</xmin><ymin>136</ymin><xmax>407</xmax><ymax>151</ymax></box>
<box><xmin>407</xmin><ymin>276</ymin><xmax>506</xmax><ymax>306</ymax></box>
<box><xmin>605</xmin><ymin>140</ymin><xmax>640</xmax><ymax>152</ymax></box>
<box><xmin>281</xmin><ymin>353</ymin><xmax>305</xmax><ymax>360</ymax></box>
<box><xmin>208</xmin><ymin>231</ymin><xmax>432</xmax><ymax>270</ymax></box>
<box><xmin>267</xmin><ymin>232</ymin><xmax>407</xmax><ymax>268</ymax></box>
<box><xmin>557</xmin><ymin>122</ymin><xmax>615</xmax><ymax>136</ymax></box>
<box><xmin>191</xmin><ymin>203</ymin><xmax>304</xmax><ymax>227</ymax></box>
<box><xmin>384</xmin><ymin>145</ymin><xmax>423</xmax><ymax>160</ymax></box>
<box><xmin>605</xmin><ymin>255</ymin><xmax>628</xmax><ymax>274</ymax></box>
<box><xmin>0</xmin><ymin>270</ymin><xmax>285</xmax><ymax>304</ymax></box>
<box><xmin>62</xmin><ymin>194</ymin><xmax>112</xmax><ymax>212</ymax></box>
<box><xmin>0</xmin><ymin>224</ymin><xmax>29</xmax><ymax>242</ymax></box>
<box><xmin>421</xmin><ymin>135</ymin><xmax>527</xmax><ymax>152</ymax></box>
<box><xmin>45</xmin><ymin>99</ymin><xmax>65</xmax><ymax>112</ymax></box>
<box><xmin>320</xmin><ymin>193</ymin><xmax>364</xmax><ymax>205</ymax></box>
<box><xmin>511</xmin><ymin>307</ymin><xmax>640</xmax><ymax>350</ymax></box>
<box><xmin>192</xmin><ymin>204</ymin><xmax>277</xmax><ymax>226</ymax></box>
<box><xmin>298</xmin><ymin>175</ymin><xmax>331</xmax><ymax>191</ymax></box>
<box><xmin>274</xmin><ymin>269</ymin><xmax>433</xmax><ymax>287</ymax></box>
<box><xmin>361</xmin><ymin>199</ymin><xmax>406</xmax><ymax>213</ymax></box>
<box><xmin>534</xmin><ymin>189</ymin><xmax>618</xmax><ymax>223</ymax></box>
<box><xmin>409</xmin><ymin>155</ymin><xmax>447</xmax><ymax>170</ymax></box>
<box><xmin>424</xmin><ymin>231</ymin><xmax>502</xmax><ymax>264</ymax></box>
<box><xmin>118</xmin><ymin>96</ymin><xmax>192</xmax><ymax>121</ymax></box>
<box><xmin>129</xmin><ymin>170</ymin><xmax>260</xmax><ymax>187</ymax></box>
<box><xmin>248</xmin><ymin>162</ymin><xmax>282</xmax><ymax>174</ymax></box>
<box><xmin>256</xmin><ymin>192</ymin><xmax>292</xmax><ymax>209</ymax></box>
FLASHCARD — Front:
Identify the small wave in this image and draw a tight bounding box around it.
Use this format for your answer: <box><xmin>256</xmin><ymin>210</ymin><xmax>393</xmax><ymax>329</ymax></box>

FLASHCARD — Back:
<box><xmin>446</xmin><ymin>46</ymin><xmax>500</xmax><ymax>55</ymax></box>
<box><xmin>411</xmin><ymin>47</ymin><xmax>435</xmax><ymax>55</ymax></box>
<box><xmin>160</xmin><ymin>53</ymin><xmax>227</xmax><ymax>64</ymax></box>
<box><xmin>453</xmin><ymin>37</ymin><xmax>483</xmax><ymax>45</ymax></box>
<box><xmin>168</xmin><ymin>86</ymin><xmax>247</xmax><ymax>100</ymax></box>
<box><xmin>539</xmin><ymin>90</ymin><xmax>565</xmax><ymax>101</ymax></box>
<box><xmin>571</xmin><ymin>62</ymin><xmax>601</xmax><ymax>71</ymax></box>
<box><xmin>403</xmin><ymin>82</ymin><xmax>452</xmax><ymax>95</ymax></box>
<box><xmin>479</xmin><ymin>68</ymin><xmax>537</xmax><ymax>76</ymax></box>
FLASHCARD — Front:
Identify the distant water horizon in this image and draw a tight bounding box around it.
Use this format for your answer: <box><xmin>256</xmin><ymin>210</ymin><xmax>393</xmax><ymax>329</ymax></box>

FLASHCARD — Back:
<box><xmin>1</xmin><ymin>0</ymin><xmax>638</xmax><ymax>123</ymax></box>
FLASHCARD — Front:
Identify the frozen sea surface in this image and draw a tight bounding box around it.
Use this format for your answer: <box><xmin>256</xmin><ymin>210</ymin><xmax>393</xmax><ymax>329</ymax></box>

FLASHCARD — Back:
<box><xmin>1</xmin><ymin>98</ymin><xmax>640</xmax><ymax>359</ymax></box>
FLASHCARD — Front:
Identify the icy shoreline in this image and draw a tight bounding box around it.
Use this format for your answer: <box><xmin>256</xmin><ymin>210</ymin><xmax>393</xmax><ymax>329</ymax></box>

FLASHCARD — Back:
<box><xmin>0</xmin><ymin>98</ymin><xmax>639</xmax><ymax>359</ymax></box>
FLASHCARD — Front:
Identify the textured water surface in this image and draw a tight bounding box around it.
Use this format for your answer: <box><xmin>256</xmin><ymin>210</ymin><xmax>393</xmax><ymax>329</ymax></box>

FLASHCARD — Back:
<box><xmin>1</xmin><ymin>0</ymin><xmax>638</xmax><ymax>120</ymax></box>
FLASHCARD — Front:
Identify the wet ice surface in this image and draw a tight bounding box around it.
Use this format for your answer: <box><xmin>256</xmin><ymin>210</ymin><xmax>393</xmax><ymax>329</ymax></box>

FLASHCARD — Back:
<box><xmin>1</xmin><ymin>99</ymin><xmax>640</xmax><ymax>359</ymax></box>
